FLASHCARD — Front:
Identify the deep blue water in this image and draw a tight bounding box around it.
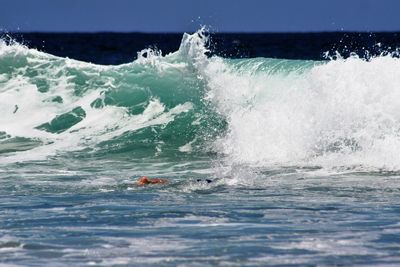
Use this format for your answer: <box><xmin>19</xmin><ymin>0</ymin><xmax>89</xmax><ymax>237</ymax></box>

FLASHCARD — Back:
<box><xmin>9</xmin><ymin>31</ymin><xmax>400</xmax><ymax>64</ymax></box>
<box><xmin>1</xmin><ymin>31</ymin><xmax>400</xmax><ymax>266</ymax></box>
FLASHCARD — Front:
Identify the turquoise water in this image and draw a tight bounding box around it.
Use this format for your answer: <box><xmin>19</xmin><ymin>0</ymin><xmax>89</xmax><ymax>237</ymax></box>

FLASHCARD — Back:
<box><xmin>1</xmin><ymin>31</ymin><xmax>400</xmax><ymax>266</ymax></box>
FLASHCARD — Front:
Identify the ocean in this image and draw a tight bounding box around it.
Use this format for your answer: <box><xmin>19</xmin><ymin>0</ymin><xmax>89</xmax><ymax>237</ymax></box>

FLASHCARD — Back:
<box><xmin>1</xmin><ymin>29</ymin><xmax>400</xmax><ymax>266</ymax></box>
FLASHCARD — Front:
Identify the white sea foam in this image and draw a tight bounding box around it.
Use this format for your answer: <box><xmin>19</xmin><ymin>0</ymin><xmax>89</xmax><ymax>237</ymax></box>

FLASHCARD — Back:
<box><xmin>200</xmin><ymin>53</ymin><xmax>400</xmax><ymax>171</ymax></box>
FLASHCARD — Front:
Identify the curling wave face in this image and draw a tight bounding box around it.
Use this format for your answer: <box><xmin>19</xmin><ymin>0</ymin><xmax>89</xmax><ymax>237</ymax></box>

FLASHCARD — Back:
<box><xmin>1</xmin><ymin>30</ymin><xmax>400</xmax><ymax>170</ymax></box>
<box><xmin>0</xmin><ymin>31</ymin><xmax>225</xmax><ymax>163</ymax></box>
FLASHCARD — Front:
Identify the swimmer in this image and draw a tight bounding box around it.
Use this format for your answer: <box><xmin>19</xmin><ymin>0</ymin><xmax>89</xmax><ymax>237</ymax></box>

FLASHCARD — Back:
<box><xmin>137</xmin><ymin>176</ymin><xmax>214</xmax><ymax>186</ymax></box>
<box><xmin>137</xmin><ymin>176</ymin><xmax>168</xmax><ymax>186</ymax></box>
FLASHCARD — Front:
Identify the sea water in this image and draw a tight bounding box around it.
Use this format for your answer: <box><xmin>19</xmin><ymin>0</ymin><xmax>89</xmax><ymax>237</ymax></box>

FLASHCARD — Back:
<box><xmin>1</xmin><ymin>30</ymin><xmax>400</xmax><ymax>266</ymax></box>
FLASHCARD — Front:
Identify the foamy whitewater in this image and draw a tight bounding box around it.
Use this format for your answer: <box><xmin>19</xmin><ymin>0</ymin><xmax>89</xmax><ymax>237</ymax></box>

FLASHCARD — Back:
<box><xmin>1</xmin><ymin>30</ymin><xmax>400</xmax><ymax>266</ymax></box>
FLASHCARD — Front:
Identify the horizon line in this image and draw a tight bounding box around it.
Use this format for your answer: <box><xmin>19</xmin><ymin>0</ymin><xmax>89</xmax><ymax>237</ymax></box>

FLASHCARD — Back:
<box><xmin>2</xmin><ymin>30</ymin><xmax>400</xmax><ymax>35</ymax></box>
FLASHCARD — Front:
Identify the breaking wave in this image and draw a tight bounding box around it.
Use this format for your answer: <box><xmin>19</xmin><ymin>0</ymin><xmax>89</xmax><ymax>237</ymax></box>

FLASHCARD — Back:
<box><xmin>1</xmin><ymin>29</ymin><xmax>400</xmax><ymax>170</ymax></box>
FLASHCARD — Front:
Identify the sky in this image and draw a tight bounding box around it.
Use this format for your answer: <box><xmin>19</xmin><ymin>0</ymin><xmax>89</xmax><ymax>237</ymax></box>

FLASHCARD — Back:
<box><xmin>1</xmin><ymin>0</ymin><xmax>400</xmax><ymax>32</ymax></box>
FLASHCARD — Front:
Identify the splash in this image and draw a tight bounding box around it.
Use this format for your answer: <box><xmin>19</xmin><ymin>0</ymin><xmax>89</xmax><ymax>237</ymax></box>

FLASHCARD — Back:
<box><xmin>205</xmin><ymin>55</ymin><xmax>400</xmax><ymax>171</ymax></box>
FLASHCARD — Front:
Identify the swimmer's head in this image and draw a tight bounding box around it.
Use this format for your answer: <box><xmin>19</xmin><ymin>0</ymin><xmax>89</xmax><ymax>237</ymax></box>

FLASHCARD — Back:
<box><xmin>138</xmin><ymin>176</ymin><xmax>151</xmax><ymax>185</ymax></box>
